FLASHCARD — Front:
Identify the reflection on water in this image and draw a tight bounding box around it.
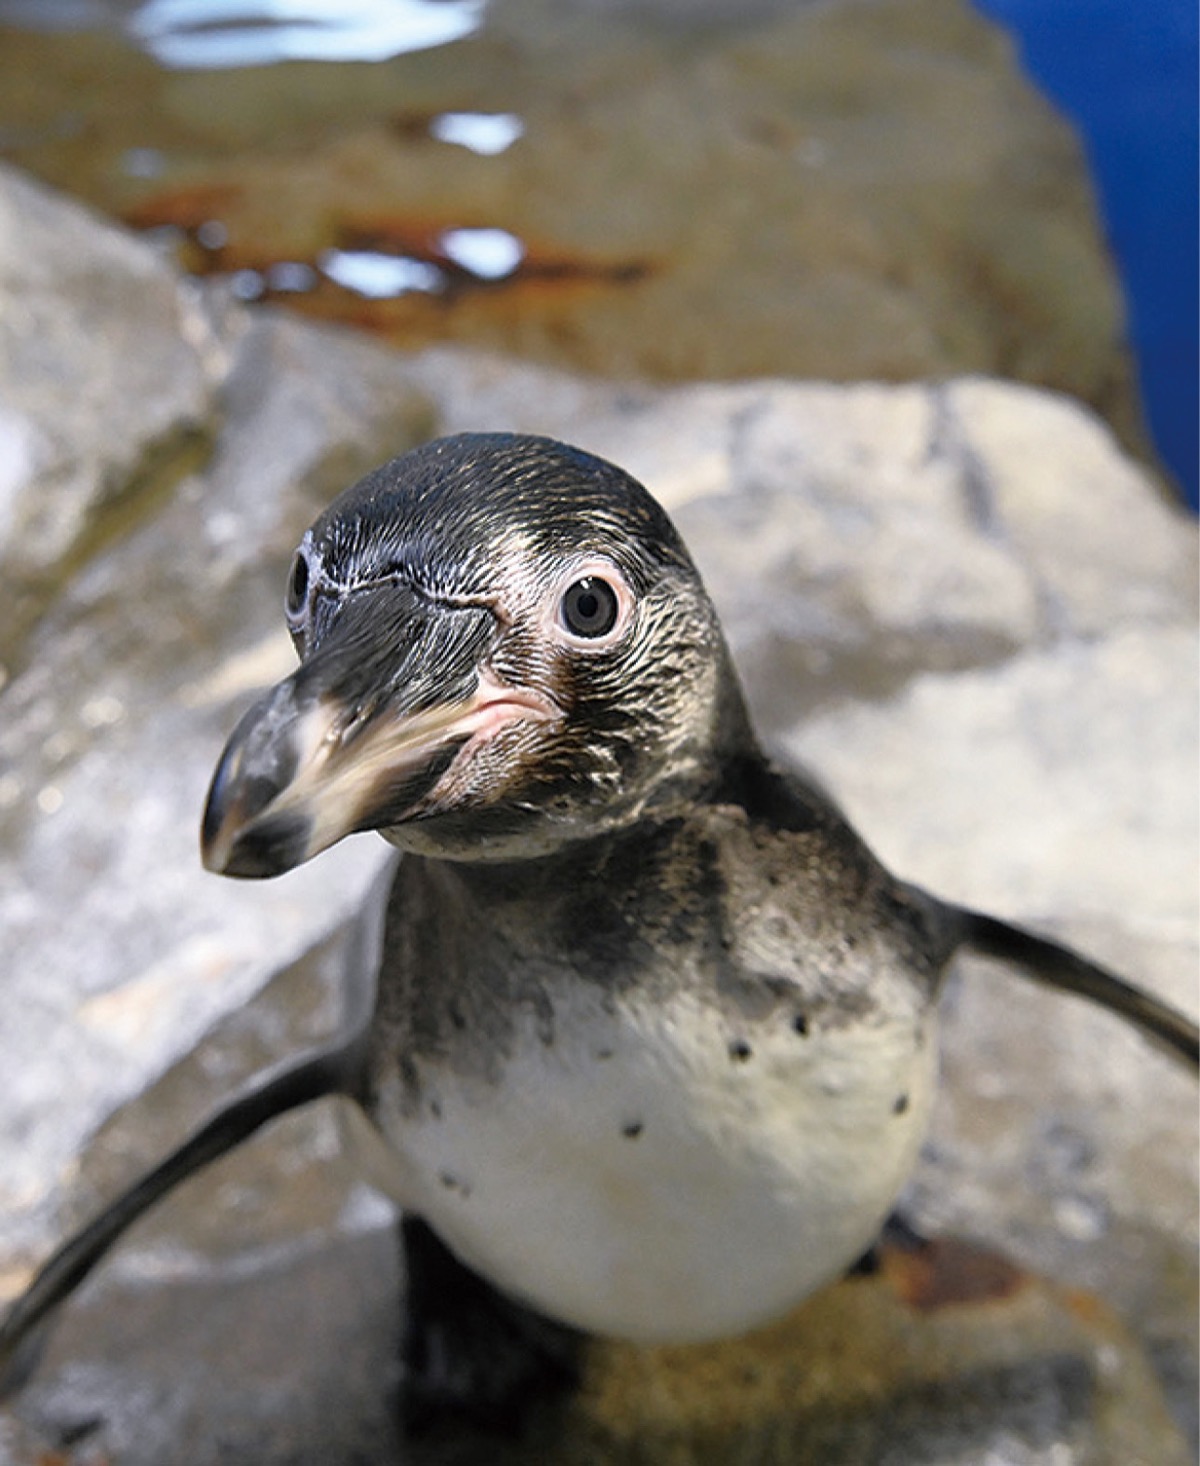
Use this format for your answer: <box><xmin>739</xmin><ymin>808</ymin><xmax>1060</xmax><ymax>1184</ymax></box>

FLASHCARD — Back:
<box><xmin>440</xmin><ymin>227</ymin><xmax>524</xmax><ymax>279</ymax></box>
<box><xmin>320</xmin><ymin>248</ymin><xmax>444</xmax><ymax>298</ymax></box>
<box><xmin>317</xmin><ymin>228</ymin><xmax>525</xmax><ymax>299</ymax></box>
<box><xmin>121</xmin><ymin>145</ymin><xmax>167</xmax><ymax>178</ymax></box>
<box><xmin>264</xmin><ymin>259</ymin><xmax>318</xmax><ymax>291</ymax></box>
<box><xmin>229</xmin><ymin>268</ymin><xmax>265</xmax><ymax>299</ymax></box>
<box><xmin>0</xmin><ymin>0</ymin><xmax>489</xmax><ymax>66</ymax></box>
<box><xmin>429</xmin><ymin>111</ymin><xmax>524</xmax><ymax>156</ymax></box>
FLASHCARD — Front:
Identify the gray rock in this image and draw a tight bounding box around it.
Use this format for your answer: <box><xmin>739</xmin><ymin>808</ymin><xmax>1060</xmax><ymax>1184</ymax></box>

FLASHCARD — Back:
<box><xmin>0</xmin><ymin>167</ymin><xmax>217</xmax><ymax>661</ymax></box>
<box><xmin>0</xmin><ymin>165</ymin><xmax>432</xmax><ymax>1267</ymax></box>
<box><xmin>0</xmin><ymin>168</ymin><xmax>1195</xmax><ymax>1462</ymax></box>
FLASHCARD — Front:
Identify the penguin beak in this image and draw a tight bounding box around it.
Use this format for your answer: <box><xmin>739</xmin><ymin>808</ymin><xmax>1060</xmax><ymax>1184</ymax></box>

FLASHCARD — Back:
<box><xmin>200</xmin><ymin>588</ymin><xmax>555</xmax><ymax>879</ymax></box>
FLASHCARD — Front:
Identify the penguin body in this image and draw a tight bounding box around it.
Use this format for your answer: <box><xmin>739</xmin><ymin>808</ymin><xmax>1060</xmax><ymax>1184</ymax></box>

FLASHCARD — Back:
<box><xmin>2</xmin><ymin>432</ymin><xmax>1195</xmax><ymax>1390</ymax></box>
<box><xmin>367</xmin><ymin>802</ymin><xmax>942</xmax><ymax>1341</ymax></box>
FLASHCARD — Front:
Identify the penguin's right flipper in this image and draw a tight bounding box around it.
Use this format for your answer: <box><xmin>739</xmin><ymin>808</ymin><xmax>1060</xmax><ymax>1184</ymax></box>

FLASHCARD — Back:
<box><xmin>0</xmin><ymin>1040</ymin><xmax>362</xmax><ymax>1398</ymax></box>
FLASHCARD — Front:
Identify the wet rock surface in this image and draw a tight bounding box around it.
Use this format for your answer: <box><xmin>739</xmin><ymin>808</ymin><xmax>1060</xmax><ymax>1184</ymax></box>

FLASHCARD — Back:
<box><xmin>8</xmin><ymin>1238</ymin><xmax>1193</xmax><ymax>1466</ymax></box>
<box><xmin>0</xmin><ymin>0</ymin><xmax>1150</xmax><ymax>468</ymax></box>
<box><xmin>0</xmin><ymin>168</ymin><xmax>1196</xmax><ymax>1463</ymax></box>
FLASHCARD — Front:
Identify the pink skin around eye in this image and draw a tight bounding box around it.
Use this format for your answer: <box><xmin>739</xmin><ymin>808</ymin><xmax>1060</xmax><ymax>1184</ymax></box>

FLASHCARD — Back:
<box><xmin>543</xmin><ymin>559</ymin><xmax>636</xmax><ymax>650</ymax></box>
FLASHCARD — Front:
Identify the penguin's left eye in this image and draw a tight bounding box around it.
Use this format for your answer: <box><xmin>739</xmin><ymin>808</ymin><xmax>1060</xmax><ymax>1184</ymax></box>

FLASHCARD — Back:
<box><xmin>285</xmin><ymin>547</ymin><xmax>315</xmax><ymax>656</ymax></box>
<box><xmin>285</xmin><ymin>550</ymin><xmax>310</xmax><ymax>617</ymax></box>
<box><xmin>560</xmin><ymin>577</ymin><xmax>620</xmax><ymax>639</ymax></box>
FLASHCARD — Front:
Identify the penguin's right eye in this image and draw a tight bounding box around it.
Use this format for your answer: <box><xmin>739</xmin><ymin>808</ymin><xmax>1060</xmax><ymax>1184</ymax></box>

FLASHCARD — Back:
<box><xmin>547</xmin><ymin>559</ymin><xmax>635</xmax><ymax>650</ymax></box>
<box><xmin>285</xmin><ymin>551</ymin><xmax>310</xmax><ymax>617</ymax></box>
<box><xmin>561</xmin><ymin>577</ymin><xmax>620</xmax><ymax>639</ymax></box>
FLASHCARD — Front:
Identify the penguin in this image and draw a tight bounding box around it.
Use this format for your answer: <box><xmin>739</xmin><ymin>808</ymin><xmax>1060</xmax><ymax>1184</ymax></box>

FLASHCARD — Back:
<box><xmin>2</xmin><ymin>433</ymin><xmax>1196</xmax><ymax>1404</ymax></box>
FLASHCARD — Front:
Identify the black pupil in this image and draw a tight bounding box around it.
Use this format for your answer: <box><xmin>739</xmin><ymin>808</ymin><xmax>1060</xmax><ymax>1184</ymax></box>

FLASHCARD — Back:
<box><xmin>563</xmin><ymin>577</ymin><xmax>618</xmax><ymax>638</ymax></box>
<box><xmin>287</xmin><ymin>553</ymin><xmax>309</xmax><ymax>612</ymax></box>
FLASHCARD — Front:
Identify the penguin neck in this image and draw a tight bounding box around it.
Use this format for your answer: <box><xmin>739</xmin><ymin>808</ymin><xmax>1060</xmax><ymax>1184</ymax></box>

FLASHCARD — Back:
<box><xmin>636</xmin><ymin>651</ymin><xmax>760</xmax><ymax>821</ymax></box>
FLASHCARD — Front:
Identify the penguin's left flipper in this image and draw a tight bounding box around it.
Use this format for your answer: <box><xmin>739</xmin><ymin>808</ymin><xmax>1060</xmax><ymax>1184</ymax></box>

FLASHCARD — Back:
<box><xmin>954</xmin><ymin>905</ymin><xmax>1199</xmax><ymax>1071</ymax></box>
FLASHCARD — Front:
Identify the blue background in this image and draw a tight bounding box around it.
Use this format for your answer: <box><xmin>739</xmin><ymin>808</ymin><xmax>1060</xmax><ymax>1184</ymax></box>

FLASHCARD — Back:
<box><xmin>974</xmin><ymin>0</ymin><xmax>1199</xmax><ymax>508</ymax></box>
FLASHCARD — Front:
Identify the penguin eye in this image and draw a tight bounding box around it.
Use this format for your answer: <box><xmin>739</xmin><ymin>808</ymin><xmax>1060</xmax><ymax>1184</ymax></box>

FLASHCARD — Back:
<box><xmin>560</xmin><ymin>577</ymin><xmax>620</xmax><ymax>639</ymax></box>
<box><xmin>285</xmin><ymin>550</ymin><xmax>310</xmax><ymax>618</ymax></box>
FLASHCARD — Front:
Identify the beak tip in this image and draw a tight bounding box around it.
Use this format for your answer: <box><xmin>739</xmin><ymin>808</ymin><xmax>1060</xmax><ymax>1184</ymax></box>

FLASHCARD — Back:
<box><xmin>200</xmin><ymin>727</ymin><xmax>305</xmax><ymax>878</ymax></box>
<box><xmin>200</xmin><ymin>769</ymin><xmax>246</xmax><ymax>877</ymax></box>
<box><xmin>199</xmin><ymin>810</ymin><xmax>316</xmax><ymax>880</ymax></box>
<box><xmin>200</xmin><ymin>805</ymin><xmax>228</xmax><ymax>875</ymax></box>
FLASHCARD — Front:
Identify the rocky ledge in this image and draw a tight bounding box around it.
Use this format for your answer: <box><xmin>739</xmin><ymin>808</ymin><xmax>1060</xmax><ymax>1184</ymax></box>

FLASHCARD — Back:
<box><xmin>0</xmin><ymin>165</ymin><xmax>1195</xmax><ymax>1464</ymax></box>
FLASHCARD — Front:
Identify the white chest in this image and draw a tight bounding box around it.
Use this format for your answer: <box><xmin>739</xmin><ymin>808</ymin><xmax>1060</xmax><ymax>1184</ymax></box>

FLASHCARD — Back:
<box><xmin>372</xmin><ymin>983</ymin><xmax>936</xmax><ymax>1343</ymax></box>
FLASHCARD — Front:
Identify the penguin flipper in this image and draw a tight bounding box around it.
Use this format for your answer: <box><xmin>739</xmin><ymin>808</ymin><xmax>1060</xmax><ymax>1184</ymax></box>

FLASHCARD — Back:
<box><xmin>956</xmin><ymin>908</ymin><xmax>1199</xmax><ymax>1072</ymax></box>
<box><xmin>0</xmin><ymin>1042</ymin><xmax>361</xmax><ymax>1398</ymax></box>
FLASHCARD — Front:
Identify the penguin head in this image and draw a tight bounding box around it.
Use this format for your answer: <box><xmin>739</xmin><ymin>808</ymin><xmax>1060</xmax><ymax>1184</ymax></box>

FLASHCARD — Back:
<box><xmin>202</xmin><ymin>434</ymin><xmax>748</xmax><ymax>876</ymax></box>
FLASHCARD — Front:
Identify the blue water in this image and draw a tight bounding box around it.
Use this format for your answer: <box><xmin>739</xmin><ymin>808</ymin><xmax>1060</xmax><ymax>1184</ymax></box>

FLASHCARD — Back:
<box><xmin>973</xmin><ymin>0</ymin><xmax>1199</xmax><ymax>508</ymax></box>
